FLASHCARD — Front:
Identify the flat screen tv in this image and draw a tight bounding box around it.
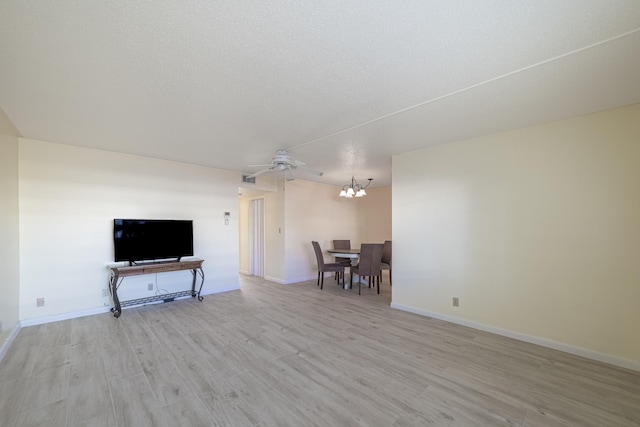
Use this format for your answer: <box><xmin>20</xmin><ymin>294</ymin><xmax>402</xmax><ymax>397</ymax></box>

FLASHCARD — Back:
<box><xmin>113</xmin><ymin>219</ymin><xmax>194</xmax><ymax>264</ymax></box>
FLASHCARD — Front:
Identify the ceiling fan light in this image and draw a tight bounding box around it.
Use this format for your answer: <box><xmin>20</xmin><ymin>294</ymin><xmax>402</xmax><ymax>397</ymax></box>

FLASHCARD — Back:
<box><xmin>339</xmin><ymin>189</ymin><xmax>347</xmax><ymax>197</ymax></box>
<box><xmin>346</xmin><ymin>187</ymin><xmax>355</xmax><ymax>196</ymax></box>
<box><xmin>355</xmin><ymin>189</ymin><xmax>365</xmax><ymax>197</ymax></box>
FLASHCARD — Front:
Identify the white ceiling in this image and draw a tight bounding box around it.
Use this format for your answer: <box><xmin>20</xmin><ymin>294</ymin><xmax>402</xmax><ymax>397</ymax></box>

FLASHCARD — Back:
<box><xmin>1</xmin><ymin>1</ymin><xmax>639</xmax><ymax>188</ymax></box>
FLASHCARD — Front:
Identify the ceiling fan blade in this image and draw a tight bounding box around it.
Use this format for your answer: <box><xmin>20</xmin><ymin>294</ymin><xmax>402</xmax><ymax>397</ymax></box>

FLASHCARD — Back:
<box><xmin>283</xmin><ymin>168</ymin><xmax>295</xmax><ymax>181</ymax></box>
<box><xmin>246</xmin><ymin>163</ymin><xmax>273</xmax><ymax>168</ymax></box>
<box><xmin>246</xmin><ymin>167</ymin><xmax>274</xmax><ymax>178</ymax></box>
<box><xmin>245</xmin><ymin>149</ymin><xmax>321</xmax><ymax>180</ymax></box>
<box><xmin>296</xmin><ymin>165</ymin><xmax>324</xmax><ymax>176</ymax></box>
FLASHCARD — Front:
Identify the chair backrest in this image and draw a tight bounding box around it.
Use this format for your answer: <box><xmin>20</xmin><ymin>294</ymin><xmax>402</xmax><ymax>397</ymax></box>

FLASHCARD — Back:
<box><xmin>333</xmin><ymin>240</ymin><xmax>351</xmax><ymax>250</ymax></box>
<box><xmin>311</xmin><ymin>241</ymin><xmax>325</xmax><ymax>268</ymax></box>
<box><xmin>381</xmin><ymin>240</ymin><xmax>392</xmax><ymax>265</ymax></box>
<box><xmin>358</xmin><ymin>243</ymin><xmax>384</xmax><ymax>276</ymax></box>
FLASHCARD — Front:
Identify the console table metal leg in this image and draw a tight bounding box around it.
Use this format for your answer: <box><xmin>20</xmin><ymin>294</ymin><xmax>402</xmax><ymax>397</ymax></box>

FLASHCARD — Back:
<box><xmin>109</xmin><ymin>274</ymin><xmax>123</xmax><ymax>318</ymax></box>
<box><xmin>191</xmin><ymin>268</ymin><xmax>205</xmax><ymax>301</ymax></box>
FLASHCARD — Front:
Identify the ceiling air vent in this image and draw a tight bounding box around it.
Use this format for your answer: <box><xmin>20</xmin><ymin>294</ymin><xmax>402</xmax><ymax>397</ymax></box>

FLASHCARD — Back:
<box><xmin>242</xmin><ymin>174</ymin><xmax>256</xmax><ymax>184</ymax></box>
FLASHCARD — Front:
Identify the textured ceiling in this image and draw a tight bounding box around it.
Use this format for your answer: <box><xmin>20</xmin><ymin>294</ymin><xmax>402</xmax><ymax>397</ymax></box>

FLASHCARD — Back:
<box><xmin>1</xmin><ymin>1</ymin><xmax>639</xmax><ymax>188</ymax></box>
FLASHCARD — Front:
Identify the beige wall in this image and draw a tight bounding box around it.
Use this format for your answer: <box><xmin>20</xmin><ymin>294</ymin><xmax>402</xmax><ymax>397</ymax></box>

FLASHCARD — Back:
<box><xmin>284</xmin><ymin>179</ymin><xmax>359</xmax><ymax>283</ymax></box>
<box><xmin>238</xmin><ymin>179</ymin><xmax>392</xmax><ymax>284</ymax></box>
<box><xmin>392</xmin><ymin>104</ymin><xmax>640</xmax><ymax>366</ymax></box>
<box><xmin>238</xmin><ymin>178</ymin><xmax>280</xmax><ymax>276</ymax></box>
<box><xmin>19</xmin><ymin>139</ymin><xmax>241</xmax><ymax>322</ymax></box>
<box><xmin>263</xmin><ymin>182</ymin><xmax>286</xmax><ymax>282</ymax></box>
<box><xmin>355</xmin><ymin>186</ymin><xmax>392</xmax><ymax>245</ymax></box>
<box><xmin>0</xmin><ymin>108</ymin><xmax>20</xmax><ymax>348</ymax></box>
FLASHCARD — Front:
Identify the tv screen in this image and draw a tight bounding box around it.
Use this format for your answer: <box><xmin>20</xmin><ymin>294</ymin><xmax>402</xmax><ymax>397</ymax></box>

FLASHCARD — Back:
<box><xmin>113</xmin><ymin>219</ymin><xmax>194</xmax><ymax>263</ymax></box>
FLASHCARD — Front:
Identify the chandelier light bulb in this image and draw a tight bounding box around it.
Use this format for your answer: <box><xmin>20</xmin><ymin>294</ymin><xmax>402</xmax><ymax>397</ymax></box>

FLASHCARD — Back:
<box><xmin>338</xmin><ymin>176</ymin><xmax>372</xmax><ymax>199</ymax></box>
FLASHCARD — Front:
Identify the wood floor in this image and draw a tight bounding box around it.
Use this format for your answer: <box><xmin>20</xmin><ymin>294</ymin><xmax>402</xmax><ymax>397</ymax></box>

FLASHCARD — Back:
<box><xmin>1</xmin><ymin>274</ymin><xmax>639</xmax><ymax>426</ymax></box>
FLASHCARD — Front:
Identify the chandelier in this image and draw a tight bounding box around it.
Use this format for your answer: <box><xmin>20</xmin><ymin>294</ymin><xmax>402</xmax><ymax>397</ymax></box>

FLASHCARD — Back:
<box><xmin>339</xmin><ymin>176</ymin><xmax>372</xmax><ymax>198</ymax></box>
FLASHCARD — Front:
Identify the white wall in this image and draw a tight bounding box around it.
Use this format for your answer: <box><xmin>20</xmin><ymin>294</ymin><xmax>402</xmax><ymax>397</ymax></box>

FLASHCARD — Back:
<box><xmin>238</xmin><ymin>195</ymin><xmax>251</xmax><ymax>275</ymax></box>
<box><xmin>392</xmin><ymin>104</ymin><xmax>640</xmax><ymax>365</ymax></box>
<box><xmin>19</xmin><ymin>139</ymin><xmax>241</xmax><ymax>322</ymax></box>
<box><xmin>0</xmin><ymin>108</ymin><xmax>21</xmax><ymax>350</ymax></box>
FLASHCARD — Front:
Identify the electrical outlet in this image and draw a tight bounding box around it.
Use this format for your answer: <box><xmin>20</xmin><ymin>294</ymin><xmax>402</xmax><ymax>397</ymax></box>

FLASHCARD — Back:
<box><xmin>452</xmin><ymin>297</ymin><xmax>459</xmax><ymax>307</ymax></box>
<box><xmin>102</xmin><ymin>289</ymin><xmax>108</xmax><ymax>297</ymax></box>
<box><xmin>36</xmin><ymin>297</ymin><xmax>45</xmax><ymax>307</ymax></box>
<box><xmin>148</xmin><ymin>283</ymin><xmax>154</xmax><ymax>291</ymax></box>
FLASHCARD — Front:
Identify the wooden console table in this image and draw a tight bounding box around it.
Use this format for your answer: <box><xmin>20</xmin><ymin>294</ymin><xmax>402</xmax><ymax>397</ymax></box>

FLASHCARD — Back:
<box><xmin>107</xmin><ymin>259</ymin><xmax>204</xmax><ymax>318</ymax></box>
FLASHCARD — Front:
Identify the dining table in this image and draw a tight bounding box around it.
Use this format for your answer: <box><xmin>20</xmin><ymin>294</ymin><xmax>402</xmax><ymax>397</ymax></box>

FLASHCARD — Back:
<box><xmin>327</xmin><ymin>248</ymin><xmax>361</xmax><ymax>289</ymax></box>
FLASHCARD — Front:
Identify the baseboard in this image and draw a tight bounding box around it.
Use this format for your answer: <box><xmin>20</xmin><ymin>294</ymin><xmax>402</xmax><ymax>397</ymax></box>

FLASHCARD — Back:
<box><xmin>0</xmin><ymin>322</ymin><xmax>21</xmax><ymax>363</ymax></box>
<box><xmin>20</xmin><ymin>306</ymin><xmax>113</xmax><ymax>327</ymax></box>
<box><xmin>200</xmin><ymin>284</ymin><xmax>240</xmax><ymax>295</ymax></box>
<box><xmin>390</xmin><ymin>302</ymin><xmax>640</xmax><ymax>373</ymax></box>
<box><xmin>285</xmin><ymin>274</ymin><xmax>317</xmax><ymax>284</ymax></box>
<box><xmin>20</xmin><ymin>285</ymin><xmax>242</xmax><ymax>327</ymax></box>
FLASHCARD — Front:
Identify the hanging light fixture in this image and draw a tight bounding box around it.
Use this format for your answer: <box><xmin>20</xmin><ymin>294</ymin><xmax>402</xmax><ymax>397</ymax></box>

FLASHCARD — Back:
<box><xmin>339</xmin><ymin>176</ymin><xmax>373</xmax><ymax>198</ymax></box>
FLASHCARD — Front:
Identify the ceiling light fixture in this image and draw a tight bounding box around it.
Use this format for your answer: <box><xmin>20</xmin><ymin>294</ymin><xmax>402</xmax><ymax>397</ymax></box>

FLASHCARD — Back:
<box><xmin>339</xmin><ymin>176</ymin><xmax>372</xmax><ymax>198</ymax></box>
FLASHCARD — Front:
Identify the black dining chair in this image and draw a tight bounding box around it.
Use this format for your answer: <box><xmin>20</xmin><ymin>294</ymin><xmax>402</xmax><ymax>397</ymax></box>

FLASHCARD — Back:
<box><xmin>379</xmin><ymin>240</ymin><xmax>392</xmax><ymax>286</ymax></box>
<box><xmin>351</xmin><ymin>243</ymin><xmax>384</xmax><ymax>295</ymax></box>
<box><xmin>311</xmin><ymin>241</ymin><xmax>345</xmax><ymax>289</ymax></box>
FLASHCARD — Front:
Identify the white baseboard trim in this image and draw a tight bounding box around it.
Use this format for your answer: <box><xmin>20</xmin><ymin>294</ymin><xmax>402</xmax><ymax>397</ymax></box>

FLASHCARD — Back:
<box><xmin>285</xmin><ymin>274</ymin><xmax>317</xmax><ymax>284</ymax></box>
<box><xmin>0</xmin><ymin>322</ymin><xmax>21</xmax><ymax>363</ymax></box>
<box><xmin>265</xmin><ymin>274</ymin><xmax>324</xmax><ymax>285</ymax></box>
<box><xmin>21</xmin><ymin>306</ymin><xmax>113</xmax><ymax>327</ymax></box>
<box><xmin>264</xmin><ymin>275</ymin><xmax>286</xmax><ymax>284</ymax></box>
<box><xmin>200</xmin><ymin>284</ymin><xmax>240</xmax><ymax>295</ymax></box>
<box><xmin>390</xmin><ymin>302</ymin><xmax>640</xmax><ymax>373</ymax></box>
<box><xmin>20</xmin><ymin>286</ymin><xmax>242</xmax><ymax>327</ymax></box>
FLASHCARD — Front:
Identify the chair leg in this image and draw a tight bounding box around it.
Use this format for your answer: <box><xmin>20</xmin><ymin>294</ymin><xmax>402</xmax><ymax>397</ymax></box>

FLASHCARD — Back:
<box><xmin>317</xmin><ymin>271</ymin><xmax>320</xmax><ymax>286</ymax></box>
<box><xmin>389</xmin><ymin>270</ymin><xmax>392</xmax><ymax>286</ymax></box>
<box><xmin>320</xmin><ymin>272</ymin><xmax>324</xmax><ymax>290</ymax></box>
<box><xmin>377</xmin><ymin>275</ymin><xmax>380</xmax><ymax>294</ymax></box>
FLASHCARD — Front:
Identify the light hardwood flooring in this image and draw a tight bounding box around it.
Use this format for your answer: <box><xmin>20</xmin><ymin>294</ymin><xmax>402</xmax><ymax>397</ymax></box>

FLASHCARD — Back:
<box><xmin>1</xmin><ymin>274</ymin><xmax>639</xmax><ymax>426</ymax></box>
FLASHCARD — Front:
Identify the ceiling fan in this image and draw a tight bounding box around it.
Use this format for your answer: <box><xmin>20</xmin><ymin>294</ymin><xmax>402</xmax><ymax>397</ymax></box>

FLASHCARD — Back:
<box><xmin>245</xmin><ymin>149</ymin><xmax>324</xmax><ymax>181</ymax></box>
